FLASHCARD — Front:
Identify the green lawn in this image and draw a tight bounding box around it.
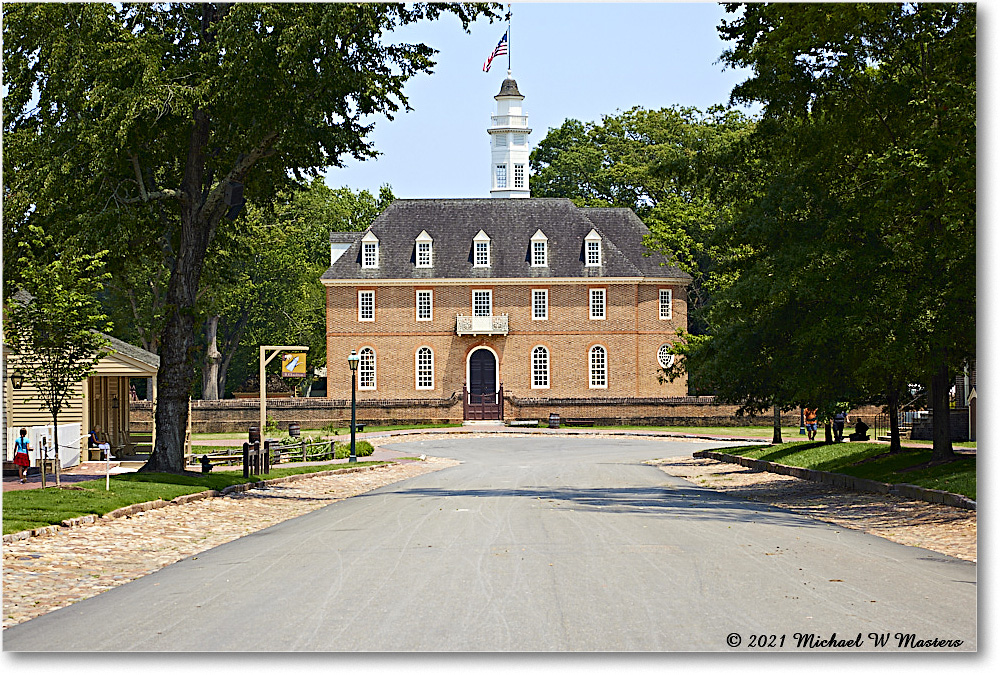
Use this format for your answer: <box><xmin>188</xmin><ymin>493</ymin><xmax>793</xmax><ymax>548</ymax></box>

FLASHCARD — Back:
<box><xmin>582</xmin><ymin>424</ymin><xmax>805</xmax><ymax>438</ymax></box>
<box><xmin>721</xmin><ymin>441</ymin><xmax>976</xmax><ymax>500</ymax></box>
<box><xmin>3</xmin><ymin>462</ymin><xmax>386</xmax><ymax>535</ymax></box>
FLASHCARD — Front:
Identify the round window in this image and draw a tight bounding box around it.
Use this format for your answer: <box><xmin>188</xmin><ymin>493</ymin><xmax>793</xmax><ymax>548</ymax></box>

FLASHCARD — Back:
<box><xmin>657</xmin><ymin>344</ymin><xmax>675</xmax><ymax>369</ymax></box>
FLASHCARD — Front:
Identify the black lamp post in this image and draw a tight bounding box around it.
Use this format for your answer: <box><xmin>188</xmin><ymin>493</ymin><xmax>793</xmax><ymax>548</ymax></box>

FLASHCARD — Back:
<box><xmin>10</xmin><ymin>372</ymin><xmax>24</xmax><ymax>389</ymax></box>
<box><xmin>799</xmin><ymin>406</ymin><xmax>805</xmax><ymax>435</ymax></box>
<box><xmin>347</xmin><ymin>350</ymin><xmax>360</xmax><ymax>463</ymax></box>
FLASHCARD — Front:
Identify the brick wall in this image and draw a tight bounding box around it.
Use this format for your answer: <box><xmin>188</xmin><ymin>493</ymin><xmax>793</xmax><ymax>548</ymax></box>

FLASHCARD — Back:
<box><xmin>324</xmin><ymin>280</ymin><xmax>690</xmax><ymax>403</ymax></box>
<box><xmin>131</xmin><ymin>396</ymin><xmax>814</xmax><ymax>433</ymax></box>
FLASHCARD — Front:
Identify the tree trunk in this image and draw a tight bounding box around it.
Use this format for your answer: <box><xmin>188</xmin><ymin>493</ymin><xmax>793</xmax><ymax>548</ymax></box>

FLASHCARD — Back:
<box><xmin>142</xmin><ymin>109</ymin><xmax>218</xmax><ymax>474</ymax></box>
<box><xmin>52</xmin><ymin>409</ymin><xmax>61</xmax><ymax>487</ymax></box>
<box><xmin>202</xmin><ymin>314</ymin><xmax>222</xmax><ymax>400</ymax></box>
<box><xmin>771</xmin><ymin>404</ymin><xmax>782</xmax><ymax>444</ymax></box>
<box><xmin>887</xmin><ymin>388</ymin><xmax>902</xmax><ymax>454</ymax></box>
<box><xmin>929</xmin><ymin>362</ymin><xmax>956</xmax><ymax>462</ymax></box>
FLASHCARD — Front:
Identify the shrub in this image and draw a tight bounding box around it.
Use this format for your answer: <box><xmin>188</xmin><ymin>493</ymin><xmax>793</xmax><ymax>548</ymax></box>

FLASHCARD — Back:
<box><xmin>334</xmin><ymin>440</ymin><xmax>374</xmax><ymax>459</ymax></box>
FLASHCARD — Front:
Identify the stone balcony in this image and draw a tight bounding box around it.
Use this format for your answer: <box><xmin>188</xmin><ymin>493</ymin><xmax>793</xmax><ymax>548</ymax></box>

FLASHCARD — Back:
<box><xmin>456</xmin><ymin>314</ymin><xmax>509</xmax><ymax>336</ymax></box>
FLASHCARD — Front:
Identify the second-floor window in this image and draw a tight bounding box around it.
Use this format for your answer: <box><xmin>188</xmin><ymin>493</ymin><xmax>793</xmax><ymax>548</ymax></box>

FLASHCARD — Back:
<box><xmin>358</xmin><ymin>290</ymin><xmax>375</xmax><ymax>322</ymax></box>
<box><xmin>473</xmin><ymin>290</ymin><xmax>492</xmax><ymax>317</ymax></box>
<box><xmin>659</xmin><ymin>289</ymin><xmax>673</xmax><ymax>320</ymax></box>
<box><xmin>416</xmin><ymin>290</ymin><xmax>433</xmax><ymax>321</ymax></box>
<box><xmin>589</xmin><ymin>288</ymin><xmax>606</xmax><ymax>320</ymax></box>
<box><xmin>586</xmin><ymin>240</ymin><xmax>601</xmax><ymax>267</ymax></box>
<box><xmin>532</xmin><ymin>289</ymin><xmax>548</xmax><ymax>320</ymax></box>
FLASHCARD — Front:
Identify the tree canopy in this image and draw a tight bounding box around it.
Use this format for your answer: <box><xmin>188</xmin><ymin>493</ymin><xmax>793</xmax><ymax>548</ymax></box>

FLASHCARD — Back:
<box><xmin>3</xmin><ymin>2</ymin><xmax>499</xmax><ymax>472</ymax></box>
<box><xmin>675</xmin><ymin>3</ymin><xmax>975</xmax><ymax>458</ymax></box>
<box><xmin>529</xmin><ymin>106</ymin><xmax>753</xmax><ymax>326</ymax></box>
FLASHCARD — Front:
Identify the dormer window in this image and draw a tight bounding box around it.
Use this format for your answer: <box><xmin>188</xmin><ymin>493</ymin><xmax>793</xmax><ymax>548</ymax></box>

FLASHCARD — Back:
<box><xmin>361</xmin><ymin>231</ymin><xmax>379</xmax><ymax>269</ymax></box>
<box><xmin>474</xmin><ymin>230</ymin><xmax>491</xmax><ymax>267</ymax></box>
<box><xmin>416</xmin><ymin>230</ymin><xmax>433</xmax><ymax>268</ymax></box>
<box><xmin>531</xmin><ymin>229</ymin><xmax>548</xmax><ymax>267</ymax></box>
<box><xmin>585</xmin><ymin>229</ymin><xmax>602</xmax><ymax>267</ymax></box>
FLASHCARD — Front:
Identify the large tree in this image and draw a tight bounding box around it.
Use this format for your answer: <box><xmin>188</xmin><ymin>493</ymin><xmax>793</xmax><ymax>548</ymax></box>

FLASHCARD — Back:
<box><xmin>693</xmin><ymin>2</ymin><xmax>975</xmax><ymax>460</ymax></box>
<box><xmin>4</xmin><ymin>2</ymin><xmax>498</xmax><ymax>473</ymax></box>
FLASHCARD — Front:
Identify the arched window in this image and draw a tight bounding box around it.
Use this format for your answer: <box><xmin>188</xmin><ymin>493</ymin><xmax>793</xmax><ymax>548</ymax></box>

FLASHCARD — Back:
<box><xmin>532</xmin><ymin>346</ymin><xmax>549</xmax><ymax>389</ymax></box>
<box><xmin>416</xmin><ymin>347</ymin><xmax>434</xmax><ymax>390</ymax></box>
<box><xmin>358</xmin><ymin>347</ymin><xmax>376</xmax><ymax>390</ymax></box>
<box><xmin>589</xmin><ymin>345</ymin><xmax>607</xmax><ymax>389</ymax></box>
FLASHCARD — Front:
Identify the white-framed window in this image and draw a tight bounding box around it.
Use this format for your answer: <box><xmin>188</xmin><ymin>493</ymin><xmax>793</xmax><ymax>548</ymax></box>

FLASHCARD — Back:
<box><xmin>514</xmin><ymin>163</ymin><xmax>525</xmax><ymax>188</ymax></box>
<box><xmin>473</xmin><ymin>290</ymin><xmax>492</xmax><ymax>317</ymax></box>
<box><xmin>416</xmin><ymin>290</ymin><xmax>433</xmax><ymax>321</ymax></box>
<box><xmin>496</xmin><ymin>164</ymin><xmax>507</xmax><ymax>189</ymax></box>
<box><xmin>361</xmin><ymin>231</ymin><xmax>379</xmax><ymax>269</ymax></box>
<box><xmin>416</xmin><ymin>346</ymin><xmax>434</xmax><ymax>390</ymax></box>
<box><xmin>358</xmin><ymin>290</ymin><xmax>375</xmax><ymax>322</ymax></box>
<box><xmin>658</xmin><ymin>344</ymin><xmax>675</xmax><ymax>369</ymax></box>
<box><xmin>530</xmin><ymin>229</ymin><xmax>548</xmax><ymax>267</ymax></box>
<box><xmin>532</xmin><ymin>240</ymin><xmax>547</xmax><ymax>267</ymax></box>
<box><xmin>659</xmin><ymin>289</ymin><xmax>673</xmax><ymax>320</ymax></box>
<box><xmin>416</xmin><ymin>231</ymin><xmax>433</xmax><ymax>268</ymax></box>
<box><xmin>532</xmin><ymin>289</ymin><xmax>548</xmax><ymax>321</ymax></box>
<box><xmin>473</xmin><ymin>230</ymin><xmax>491</xmax><ymax>267</ymax></box>
<box><xmin>585</xmin><ymin>229</ymin><xmax>602</xmax><ymax>267</ymax></box>
<box><xmin>586</xmin><ymin>240</ymin><xmax>601</xmax><ymax>266</ymax></box>
<box><xmin>358</xmin><ymin>346</ymin><xmax>376</xmax><ymax>389</ymax></box>
<box><xmin>589</xmin><ymin>288</ymin><xmax>606</xmax><ymax>320</ymax></box>
<box><xmin>475</xmin><ymin>241</ymin><xmax>490</xmax><ymax>267</ymax></box>
<box><xmin>532</xmin><ymin>346</ymin><xmax>550</xmax><ymax>389</ymax></box>
<box><xmin>589</xmin><ymin>345</ymin><xmax>607</xmax><ymax>389</ymax></box>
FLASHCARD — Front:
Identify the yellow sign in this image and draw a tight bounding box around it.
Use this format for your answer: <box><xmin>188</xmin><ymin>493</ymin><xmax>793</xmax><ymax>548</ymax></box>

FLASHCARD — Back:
<box><xmin>281</xmin><ymin>352</ymin><xmax>307</xmax><ymax>378</ymax></box>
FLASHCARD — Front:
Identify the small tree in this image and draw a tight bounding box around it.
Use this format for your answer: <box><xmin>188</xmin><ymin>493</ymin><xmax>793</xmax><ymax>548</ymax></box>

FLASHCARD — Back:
<box><xmin>4</xmin><ymin>235</ymin><xmax>113</xmax><ymax>475</ymax></box>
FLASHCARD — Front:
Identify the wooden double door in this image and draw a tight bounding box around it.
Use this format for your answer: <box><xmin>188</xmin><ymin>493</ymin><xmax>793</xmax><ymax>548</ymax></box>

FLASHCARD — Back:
<box><xmin>464</xmin><ymin>349</ymin><xmax>502</xmax><ymax>420</ymax></box>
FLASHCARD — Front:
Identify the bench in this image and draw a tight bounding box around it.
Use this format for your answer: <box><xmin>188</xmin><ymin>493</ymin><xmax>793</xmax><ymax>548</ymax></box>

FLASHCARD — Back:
<box><xmin>509</xmin><ymin>419</ymin><xmax>539</xmax><ymax>427</ymax></box>
<box><xmin>564</xmin><ymin>418</ymin><xmax>595</xmax><ymax>427</ymax></box>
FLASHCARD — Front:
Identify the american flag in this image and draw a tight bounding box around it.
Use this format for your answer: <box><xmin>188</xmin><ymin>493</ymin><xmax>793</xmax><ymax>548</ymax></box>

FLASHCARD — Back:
<box><xmin>483</xmin><ymin>32</ymin><xmax>508</xmax><ymax>72</ymax></box>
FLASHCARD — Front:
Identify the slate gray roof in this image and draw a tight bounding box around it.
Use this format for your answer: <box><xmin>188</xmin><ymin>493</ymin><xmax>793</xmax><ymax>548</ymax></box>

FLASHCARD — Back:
<box><xmin>321</xmin><ymin>198</ymin><xmax>689</xmax><ymax>282</ymax></box>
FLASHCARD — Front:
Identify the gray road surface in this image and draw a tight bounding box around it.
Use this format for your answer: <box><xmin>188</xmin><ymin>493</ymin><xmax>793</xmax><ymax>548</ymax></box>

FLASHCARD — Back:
<box><xmin>3</xmin><ymin>436</ymin><xmax>976</xmax><ymax>651</ymax></box>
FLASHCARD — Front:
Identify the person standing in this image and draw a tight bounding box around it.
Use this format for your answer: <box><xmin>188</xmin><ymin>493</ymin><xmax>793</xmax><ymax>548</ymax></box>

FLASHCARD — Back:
<box><xmin>13</xmin><ymin>428</ymin><xmax>32</xmax><ymax>483</ymax></box>
<box><xmin>832</xmin><ymin>411</ymin><xmax>848</xmax><ymax>443</ymax></box>
<box><xmin>804</xmin><ymin>408</ymin><xmax>819</xmax><ymax>441</ymax></box>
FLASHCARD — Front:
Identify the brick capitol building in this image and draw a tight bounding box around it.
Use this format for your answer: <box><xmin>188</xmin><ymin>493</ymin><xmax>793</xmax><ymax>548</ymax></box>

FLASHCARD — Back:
<box><xmin>321</xmin><ymin>74</ymin><xmax>692</xmax><ymax>424</ymax></box>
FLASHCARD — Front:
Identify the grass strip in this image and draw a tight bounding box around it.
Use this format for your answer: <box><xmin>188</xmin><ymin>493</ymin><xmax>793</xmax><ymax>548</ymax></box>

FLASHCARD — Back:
<box><xmin>720</xmin><ymin>441</ymin><xmax>976</xmax><ymax>500</ymax></box>
<box><xmin>3</xmin><ymin>461</ymin><xmax>386</xmax><ymax>535</ymax></box>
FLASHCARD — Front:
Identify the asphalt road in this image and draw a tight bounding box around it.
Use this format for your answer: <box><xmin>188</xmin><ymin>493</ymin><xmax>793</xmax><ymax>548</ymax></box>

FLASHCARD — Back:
<box><xmin>3</xmin><ymin>436</ymin><xmax>976</xmax><ymax>652</ymax></box>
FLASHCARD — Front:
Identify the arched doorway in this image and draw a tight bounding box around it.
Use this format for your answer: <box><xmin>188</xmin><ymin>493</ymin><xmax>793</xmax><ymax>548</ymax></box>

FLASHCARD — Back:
<box><xmin>464</xmin><ymin>347</ymin><xmax>502</xmax><ymax>420</ymax></box>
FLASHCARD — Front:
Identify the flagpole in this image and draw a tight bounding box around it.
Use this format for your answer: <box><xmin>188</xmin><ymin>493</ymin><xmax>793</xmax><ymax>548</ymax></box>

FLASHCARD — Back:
<box><xmin>507</xmin><ymin>5</ymin><xmax>512</xmax><ymax>73</ymax></box>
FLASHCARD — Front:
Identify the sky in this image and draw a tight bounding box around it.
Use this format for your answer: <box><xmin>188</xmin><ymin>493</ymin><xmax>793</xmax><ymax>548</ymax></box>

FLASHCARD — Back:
<box><xmin>323</xmin><ymin>1</ymin><xmax>759</xmax><ymax>199</ymax></box>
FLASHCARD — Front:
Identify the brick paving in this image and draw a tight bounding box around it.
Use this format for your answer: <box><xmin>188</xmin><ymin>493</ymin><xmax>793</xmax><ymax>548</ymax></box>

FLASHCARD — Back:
<box><xmin>650</xmin><ymin>456</ymin><xmax>976</xmax><ymax>563</ymax></box>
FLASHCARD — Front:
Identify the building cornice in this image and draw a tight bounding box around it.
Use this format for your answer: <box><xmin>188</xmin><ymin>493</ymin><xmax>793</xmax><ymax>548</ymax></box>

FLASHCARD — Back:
<box><xmin>321</xmin><ymin>276</ymin><xmax>689</xmax><ymax>287</ymax></box>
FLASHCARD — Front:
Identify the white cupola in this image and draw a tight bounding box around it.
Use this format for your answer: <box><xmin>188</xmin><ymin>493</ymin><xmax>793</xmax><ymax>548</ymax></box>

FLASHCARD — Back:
<box><xmin>488</xmin><ymin>71</ymin><xmax>531</xmax><ymax>198</ymax></box>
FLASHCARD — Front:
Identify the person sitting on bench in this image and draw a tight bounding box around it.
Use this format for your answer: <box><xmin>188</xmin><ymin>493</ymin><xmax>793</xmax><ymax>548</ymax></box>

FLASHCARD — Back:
<box><xmin>89</xmin><ymin>425</ymin><xmax>113</xmax><ymax>459</ymax></box>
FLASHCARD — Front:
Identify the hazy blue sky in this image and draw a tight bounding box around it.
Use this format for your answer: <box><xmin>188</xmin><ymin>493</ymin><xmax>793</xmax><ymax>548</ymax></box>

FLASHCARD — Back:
<box><xmin>323</xmin><ymin>2</ymin><xmax>758</xmax><ymax>198</ymax></box>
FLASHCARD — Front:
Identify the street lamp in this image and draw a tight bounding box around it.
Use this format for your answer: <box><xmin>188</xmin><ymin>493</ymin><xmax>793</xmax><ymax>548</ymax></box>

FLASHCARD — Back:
<box><xmin>347</xmin><ymin>350</ymin><xmax>360</xmax><ymax>463</ymax></box>
<box><xmin>799</xmin><ymin>406</ymin><xmax>805</xmax><ymax>435</ymax></box>
<box><xmin>10</xmin><ymin>372</ymin><xmax>24</xmax><ymax>389</ymax></box>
